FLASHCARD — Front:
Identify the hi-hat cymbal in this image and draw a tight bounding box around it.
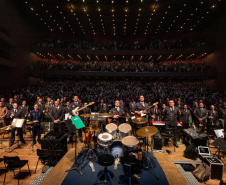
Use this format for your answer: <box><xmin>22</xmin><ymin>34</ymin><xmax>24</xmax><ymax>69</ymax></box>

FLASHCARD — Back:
<box><xmin>98</xmin><ymin>113</ymin><xmax>114</xmax><ymax>118</ymax></box>
<box><xmin>119</xmin><ymin>114</ymin><xmax>135</xmax><ymax>118</ymax></box>
<box><xmin>26</xmin><ymin>121</ymin><xmax>33</xmax><ymax>124</ymax></box>
<box><xmin>136</xmin><ymin>126</ymin><xmax>158</xmax><ymax>137</ymax></box>
<box><xmin>33</xmin><ymin>120</ymin><xmax>39</xmax><ymax>123</ymax></box>
<box><xmin>132</xmin><ymin>117</ymin><xmax>148</xmax><ymax>124</ymax></box>
<box><xmin>80</xmin><ymin>114</ymin><xmax>94</xmax><ymax>117</ymax></box>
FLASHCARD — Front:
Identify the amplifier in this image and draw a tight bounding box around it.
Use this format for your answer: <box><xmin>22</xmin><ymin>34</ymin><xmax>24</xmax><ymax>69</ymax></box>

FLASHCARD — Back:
<box><xmin>204</xmin><ymin>157</ymin><xmax>224</xmax><ymax>180</ymax></box>
<box><xmin>40</xmin><ymin>122</ymin><xmax>54</xmax><ymax>132</ymax></box>
<box><xmin>152</xmin><ymin>133</ymin><xmax>163</xmax><ymax>151</ymax></box>
<box><xmin>41</xmin><ymin>131</ymin><xmax>68</xmax><ymax>155</ymax></box>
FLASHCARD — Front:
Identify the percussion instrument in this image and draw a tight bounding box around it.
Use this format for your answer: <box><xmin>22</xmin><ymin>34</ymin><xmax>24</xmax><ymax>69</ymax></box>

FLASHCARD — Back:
<box><xmin>108</xmin><ymin>141</ymin><xmax>123</xmax><ymax>157</ymax></box>
<box><xmin>136</xmin><ymin>126</ymin><xmax>158</xmax><ymax>138</ymax></box>
<box><xmin>105</xmin><ymin>123</ymin><xmax>117</xmax><ymax>139</ymax></box>
<box><xmin>99</xmin><ymin>113</ymin><xmax>114</xmax><ymax>118</ymax></box>
<box><xmin>132</xmin><ymin>117</ymin><xmax>148</xmax><ymax>124</ymax></box>
<box><xmin>122</xmin><ymin>136</ymin><xmax>139</xmax><ymax>151</ymax></box>
<box><xmin>97</xmin><ymin>132</ymin><xmax>113</xmax><ymax>147</ymax></box>
<box><xmin>119</xmin><ymin>114</ymin><xmax>135</xmax><ymax>118</ymax></box>
<box><xmin>118</xmin><ymin>123</ymin><xmax>132</xmax><ymax>138</ymax></box>
<box><xmin>80</xmin><ymin>114</ymin><xmax>94</xmax><ymax>117</ymax></box>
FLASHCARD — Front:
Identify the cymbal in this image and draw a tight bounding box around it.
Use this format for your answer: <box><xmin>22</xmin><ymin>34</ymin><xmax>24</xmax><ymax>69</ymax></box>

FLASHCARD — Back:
<box><xmin>119</xmin><ymin>114</ymin><xmax>135</xmax><ymax>118</ymax></box>
<box><xmin>98</xmin><ymin>113</ymin><xmax>114</xmax><ymax>118</ymax></box>
<box><xmin>26</xmin><ymin>121</ymin><xmax>33</xmax><ymax>124</ymax></box>
<box><xmin>132</xmin><ymin>117</ymin><xmax>148</xmax><ymax>124</ymax></box>
<box><xmin>80</xmin><ymin>114</ymin><xmax>94</xmax><ymax>117</ymax></box>
<box><xmin>136</xmin><ymin>126</ymin><xmax>158</xmax><ymax>137</ymax></box>
<box><xmin>33</xmin><ymin>120</ymin><xmax>39</xmax><ymax>123</ymax></box>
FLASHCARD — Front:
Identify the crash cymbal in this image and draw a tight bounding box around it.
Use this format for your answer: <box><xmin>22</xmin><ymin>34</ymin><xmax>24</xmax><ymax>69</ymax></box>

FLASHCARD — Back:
<box><xmin>136</xmin><ymin>126</ymin><xmax>158</xmax><ymax>137</ymax></box>
<box><xmin>80</xmin><ymin>114</ymin><xmax>94</xmax><ymax>117</ymax></box>
<box><xmin>98</xmin><ymin>113</ymin><xmax>114</xmax><ymax>118</ymax></box>
<box><xmin>33</xmin><ymin>120</ymin><xmax>39</xmax><ymax>123</ymax></box>
<box><xmin>119</xmin><ymin>114</ymin><xmax>135</xmax><ymax>118</ymax></box>
<box><xmin>26</xmin><ymin>121</ymin><xmax>33</xmax><ymax>124</ymax></box>
<box><xmin>132</xmin><ymin>117</ymin><xmax>148</xmax><ymax>124</ymax></box>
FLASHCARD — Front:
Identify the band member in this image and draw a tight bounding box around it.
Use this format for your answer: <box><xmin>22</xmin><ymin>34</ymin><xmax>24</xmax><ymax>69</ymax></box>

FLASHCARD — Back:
<box><xmin>81</xmin><ymin>102</ymin><xmax>91</xmax><ymax>126</ymax></box>
<box><xmin>110</xmin><ymin>100</ymin><xmax>124</xmax><ymax>125</ymax></box>
<box><xmin>150</xmin><ymin>104</ymin><xmax>161</xmax><ymax>121</ymax></box>
<box><xmin>0</xmin><ymin>102</ymin><xmax>8</xmax><ymax>127</ymax></box>
<box><xmin>194</xmin><ymin>102</ymin><xmax>208</xmax><ymax>130</ymax></box>
<box><xmin>134</xmin><ymin>95</ymin><xmax>149</xmax><ymax>117</ymax></box>
<box><xmin>50</xmin><ymin>99</ymin><xmax>55</xmax><ymax>108</ymax></box>
<box><xmin>8</xmin><ymin>103</ymin><xmax>26</xmax><ymax>146</ymax></box>
<box><xmin>98</xmin><ymin>99</ymin><xmax>105</xmax><ymax>111</ymax></box>
<box><xmin>120</xmin><ymin>101</ymin><xmax>128</xmax><ymax>113</ymax></box>
<box><xmin>180</xmin><ymin>104</ymin><xmax>191</xmax><ymax>129</ymax></box>
<box><xmin>29</xmin><ymin>104</ymin><xmax>42</xmax><ymax>145</ymax></box>
<box><xmin>37</xmin><ymin>98</ymin><xmax>44</xmax><ymax>112</ymax></box>
<box><xmin>176</xmin><ymin>101</ymin><xmax>183</xmax><ymax>110</ymax></box>
<box><xmin>207</xmin><ymin>105</ymin><xmax>219</xmax><ymax>133</ymax></box>
<box><xmin>163</xmin><ymin>100</ymin><xmax>181</xmax><ymax>147</ymax></box>
<box><xmin>99</xmin><ymin>103</ymin><xmax>109</xmax><ymax>113</ymax></box>
<box><xmin>50</xmin><ymin>101</ymin><xmax>64</xmax><ymax>132</ymax></box>
<box><xmin>64</xmin><ymin>102</ymin><xmax>70</xmax><ymax>116</ymax></box>
<box><xmin>69</xmin><ymin>96</ymin><xmax>82</xmax><ymax>116</ymax></box>
<box><xmin>18</xmin><ymin>100</ymin><xmax>29</xmax><ymax>118</ymax></box>
<box><xmin>6</xmin><ymin>98</ymin><xmax>14</xmax><ymax>110</ymax></box>
<box><xmin>1</xmin><ymin>97</ymin><xmax>6</xmax><ymax>106</ymax></box>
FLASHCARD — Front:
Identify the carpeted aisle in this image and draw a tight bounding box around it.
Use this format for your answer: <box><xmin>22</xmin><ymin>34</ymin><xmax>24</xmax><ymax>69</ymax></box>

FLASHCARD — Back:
<box><xmin>61</xmin><ymin>152</ymin><xmax>169</xmax><ymax>185</ymax></box>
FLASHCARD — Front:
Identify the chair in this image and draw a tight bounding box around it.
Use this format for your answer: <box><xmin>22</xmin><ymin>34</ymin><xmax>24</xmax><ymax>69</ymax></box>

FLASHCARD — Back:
<box><xmin>94</xmin><ymin>154</ymin><xmax>115</xmax><ymax>185</ymax></box>
<box><xmin>52</xmin><ymin>150</ymin><xmax>65</xmax><ymax>163</ymax></box>
<box><xmin>3</xmin><ymin>156</ymin><xmax>31</xmax><ymax>185</ymax></box>
<box><xmin>35</xmin><ymin>149</ymin><xmax>50</xmax><ymax>173</ymax></box>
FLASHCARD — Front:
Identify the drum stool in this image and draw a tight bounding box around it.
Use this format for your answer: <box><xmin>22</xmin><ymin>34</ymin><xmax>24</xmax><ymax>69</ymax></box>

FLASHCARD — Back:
<box><xmin>119</xmin><ymin>155</ymin><xmax>141</xmax><ymax>185</ymax></box>
<box><xmin>94</xmin><ymin>154</ymin><xmax>115</xmax><ymax>185</ymax></box>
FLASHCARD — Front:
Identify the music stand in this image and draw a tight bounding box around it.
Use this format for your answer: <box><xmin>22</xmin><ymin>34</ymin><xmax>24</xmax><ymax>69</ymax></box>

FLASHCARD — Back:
<box><xmin>65</xmin><ymin>119</ymin><xmax>82</xmax><ymax>174</ymax></box>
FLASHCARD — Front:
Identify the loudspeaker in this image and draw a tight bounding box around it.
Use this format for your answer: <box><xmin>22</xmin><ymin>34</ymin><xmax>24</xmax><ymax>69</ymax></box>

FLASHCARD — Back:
<box><xmin>152</xmin><ymin>133</ymin><xmax>162</xmax><ymax>150</ymax></box>
<box><xmin>184</xmin><ymin>143</ymin><xmax>198</xmax><ymax>160</ymax></box>
<box><xmin>204</xmin><ymin>157</ymin><xmax>224</xmax><ymax>180</ymax></box>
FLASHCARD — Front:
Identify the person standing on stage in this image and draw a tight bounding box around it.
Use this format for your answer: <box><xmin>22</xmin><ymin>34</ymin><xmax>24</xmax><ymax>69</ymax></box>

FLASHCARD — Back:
<box><xmin>50</xmin><ymin>101</ymin><xmax>64</xmax><ymax>132</ymax></box>
<box><xmin>0</xmin><ymin>102</ymin><xmax>8</xmax><ymax>127</ymax></box>
<box><xmin>134</xmin><ymin>95</ymin><xmax>149</xmax><ymax>117</ymax></box>
<box><xmin>150</xmin><ymin>104</ymin><xmax>161</xmax><ymax>121</ymax></box>
<box><xmin>29</xmin><ymin>104</ymin><xmax>43</xmax><ymax>145</ymax></box>
<box><xmin>69</xmin><ymin>96</ymin><xmax>82</xmax><ymax>117</ymax></box>
<box><xmin>194</xmin><ymin>102</ymin><xmax>208</xmax><ymax>131</ymax></box>
<box><xmin>180</xmin><ymin>104</ymin><xmax>191</xmax><ymax>129</ymax></box>
<box><xmin>163</xmin><ymin>100</ymin><xmax>181</xmax><ymax>147</ymax></box>
<box><xmin>99</xmin><ymin>103</ymin><xmax>109</xmax><ymax>113</ymax></box>
<box><xmin>8</xmin><ymin>103</ymin><xmax>26</xmax><ymax>147</ymax></box>
<box><xmin>207</xmin><ymin>105</ymin><xmax>219</xmax><ymax>133</ymax></box>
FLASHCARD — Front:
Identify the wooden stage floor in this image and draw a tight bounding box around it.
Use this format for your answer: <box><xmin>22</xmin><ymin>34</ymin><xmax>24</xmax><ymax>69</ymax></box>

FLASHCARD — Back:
<box><xmin>0</xmin><ymin>131</ymin><xmax>225</xmax><ymax>185</ymax></box>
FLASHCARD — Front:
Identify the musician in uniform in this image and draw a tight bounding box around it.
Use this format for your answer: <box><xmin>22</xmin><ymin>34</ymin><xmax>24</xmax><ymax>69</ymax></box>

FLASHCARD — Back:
<box><xmin>18</xmin><ymin>100</ymin><xmax>29</xmax><ymax>119</ymax></box>
<box><xmin>163</xmin><ymin>100</ymin><xmax>181</xmax><ymax>147</ymax></box>
<box><xmin>0</xmin><ymin>102</ymin><xmax>8</xmax><ymax>127</ymax></box>
<box><xmin>150</xmin><ymin>104</ymin><xmax>161</xmax><ymax>121</ymax></box>
<box><xmin>180</xmin><ymin>104</ymin><xmax>191</xmax><ymax>129</ymax></box>
<box><xmin>98</xmin><ymin>99</ymin><xmax>105</xmax><ymax>111</ymax></box>
<box><xmin>6</xmin><ymin>98</ymin><xmax>14</xmax><ymax>111</ymax></box>
<box><xmin>161</xmin><ymin>104</ymin><xmax>166</xmax><ymax>121</ymax></box>
<box><xmin>81</xmin><ymin>102</ymin><xmax>91</xmax><ymax>126</ymax></box>
<box><xmin>110</xmin><ymin>100</ymin><xmax>124</xmax><ymax>125</ymax></box>
<box><xmin>69</xmin><ymin>96</ymin><xmax>82</xmax><ymax>117</ymax></box>
<box><xmin>37</xmin><ymin>98</ymin><xmax>44</xmax><ymax>112</ymax></box>
<box><xmin>120</xmin><ymin>101</ymin><xmax>128</xmax><ymax>113</ymax></box>
<box><xmin>194</xmin><ymin>102</ymin><xmax>208</xmax><ymax>131</ymax></box>
<box><xmin>29</xmin><ymin>104</ymin><xmax>43</xmax><ymax>145</ymax></box>
<box><xmin>50</xmin><ymin>101</ymin><xmax>64</xmax><ymax>132</ymax></box>
<box><xmin>99</xmin><ymin>103</ymin><xmax>109</xmax><ymax>113</ymax></box>
<box><xmin>8</xmin><ymin>103</ymin><xmax>26</xmax><ymax>147</ymax></box>
<box><xmin>207</xmin><ymin>105</ymin><xmax>219</xmax><ymax>133</ymax></box>
<box><xmin>134</xmin><ymin>95</ymin><xmax>149</xmax><ymax>117</ymax></box>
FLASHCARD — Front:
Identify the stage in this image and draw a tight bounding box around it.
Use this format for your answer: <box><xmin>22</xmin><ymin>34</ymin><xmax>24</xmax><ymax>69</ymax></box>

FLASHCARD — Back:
<box><xmin>40</xmin><ymin>148</ymin><xmax>188</xmax><ymax>185</ymax></box>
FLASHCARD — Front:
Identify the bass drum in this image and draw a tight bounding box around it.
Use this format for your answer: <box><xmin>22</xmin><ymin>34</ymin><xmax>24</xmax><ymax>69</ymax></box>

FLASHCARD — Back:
<box><xmin>108</xmin><ymin>141</ymin><xmax>123</xmax><ymax>158</ymax></box>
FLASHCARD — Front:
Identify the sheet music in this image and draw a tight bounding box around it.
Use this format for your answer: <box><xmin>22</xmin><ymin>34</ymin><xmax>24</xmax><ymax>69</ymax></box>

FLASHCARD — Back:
<box><xmin>65</xmin><ymin>113</ymin><xmax>69</xmax><ymax>120</ymax></box>
<box><xmin>214</xmin><ymin>129</ymin><xmax>224</xmax><ymax>138</ymax></box>
<box><xmin>16</xmin><ymin>119</ymin><xmax>24</xmax><ymax>128</ymax></box>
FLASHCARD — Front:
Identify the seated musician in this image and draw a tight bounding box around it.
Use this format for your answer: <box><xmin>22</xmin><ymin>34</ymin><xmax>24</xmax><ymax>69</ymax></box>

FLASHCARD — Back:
<box><xmin>7</xmin><ymin>103</ymin><xmax>26</xmax><ymax>147</ymax></box>
<box><xmin>163</xmin><ymin>100</ymin><xmax>181</xmax><ymax>148</ymax></box>
<box><xmin>29</xmin><ymin>104</ymin><xmax>43</xmax><ymax>145</ymax></box>
<box><xmin>99</xmin><ymin>103</ymin><xmax>109</xmax><ymax>113</ymax></box>
<box><xmin>110</xmin><ymin>100</ymin><xmax>124</xmax><ymax>125</ymax></box>
<box><xmin>50</xmin><ymin>101</ymin><xmax>64</xmax><ymax>132</ymax></box>
<box><xmin>150</xmin><ymin>104</ymin><xmax>161</xmax><ymax>121</ymax></box>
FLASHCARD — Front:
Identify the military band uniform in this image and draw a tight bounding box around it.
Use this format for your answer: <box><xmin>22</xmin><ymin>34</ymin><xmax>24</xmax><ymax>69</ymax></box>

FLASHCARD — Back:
<box><xmin>50</xmin><ymin>106</ymin><xmax>64</xmax><ymax>132</ymax></box>
<box><xmin>194</xmin><ymin>108</ymin><xmax>208</xmax><ymax>130</ymax></box>
<box><xmin>180</xmin><ymin>109</ymin><xmax>191</xmax><ymax>129</ymax></box>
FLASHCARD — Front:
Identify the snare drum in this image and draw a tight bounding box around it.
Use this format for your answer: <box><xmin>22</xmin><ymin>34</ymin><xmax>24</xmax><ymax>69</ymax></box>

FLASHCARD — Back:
<box><xmin>122</xmin><ymin>136</ymin><xmax>139</xmax><ymax>151</ymax></box>
<box><xmin>106</xmin><ymin>123</ymin><xmax>118</xmax><ymax>139</ymax></box>
<box><xmin>97</xmin><ymin>132</ymin><xmax>113</xmax><ymax>147</ymax></box>
<box><xmin>119</xmin><ymin>123</ymin><xmax>132</xmax><ymax>138</ymax></box>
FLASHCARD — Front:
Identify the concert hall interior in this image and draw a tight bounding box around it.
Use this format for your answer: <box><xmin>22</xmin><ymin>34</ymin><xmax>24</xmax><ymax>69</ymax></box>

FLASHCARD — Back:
<box><xmin>0</xmin><ymin>0</ymin><xmax>226</xmax><ymax>185</ymax></box>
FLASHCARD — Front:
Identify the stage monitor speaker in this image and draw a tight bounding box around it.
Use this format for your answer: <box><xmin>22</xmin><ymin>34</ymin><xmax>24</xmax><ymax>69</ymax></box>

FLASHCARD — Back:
<box><xmin>152</xmin><ymin>133</ymin><xmax>162</xmax><ymax>150</ymax></box>
<box><xmin>65</xmin><ymin>119</ymin><xmax>77</xmax><ymax>133</ymax></box>
<box><xmin>184</xmin><ymin>143</ymin><xmax>198</xmax><ymax>160</ymax></box>
<box><xmin>204</xmin><ymin>157</ymin><xmax>224</xmax><ymax>180</ymax></box>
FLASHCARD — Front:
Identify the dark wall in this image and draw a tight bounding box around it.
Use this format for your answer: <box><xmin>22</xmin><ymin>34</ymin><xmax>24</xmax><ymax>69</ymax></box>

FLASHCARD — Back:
<box><xmin>0</xmin><ymin>0</ymin><xmax>43</xmax><ymax>96</ymax></box>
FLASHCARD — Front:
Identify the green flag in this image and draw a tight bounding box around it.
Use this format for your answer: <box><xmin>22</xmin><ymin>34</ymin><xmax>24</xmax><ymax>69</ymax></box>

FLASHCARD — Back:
<box><xmin>71</xmin><ymin>116</ymin><xmax>85</xmax><ymax>129</ymax></box>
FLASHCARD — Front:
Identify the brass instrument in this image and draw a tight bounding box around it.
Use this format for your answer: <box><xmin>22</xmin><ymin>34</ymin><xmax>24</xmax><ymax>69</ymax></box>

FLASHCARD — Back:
<box><xmin>25</xmin><ymin>106</ymin><xmax>29</xmax><ymax>121</ymax></box>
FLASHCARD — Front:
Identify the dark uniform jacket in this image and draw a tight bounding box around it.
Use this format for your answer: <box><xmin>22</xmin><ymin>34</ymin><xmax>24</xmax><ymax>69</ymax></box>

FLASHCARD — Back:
<box><xmin>18</xmin><ymin>105</ymin><xmax>29</xmax><ymax>117</ymax></box>
<box><xmin>99</xmin><ymin>107</ymin><xmax>110</xmax><ymax>113</ymax></box>
<box><xmin>69</xmin><ymin>102</ymin><xmax>82</xmax><ymax>115</ymax></box>
<box><xmin>150</xmin><ymin>108</ymin><xmax>161</xmax><ymax>121</ymax></box>
<box><xmin>207</xmin><ymin>110</ymin><xmax>218</xmax><ymax>125</ymax></box>
<box><xmin>180</xmin><ymin>109</ymin><xmax>191</xmax><ymax>124</ymax></box>
<box><xmin>6</xmin><ymin>103</ymin><xmax>13</xmax><ymax>111</ymax></box>
<box><xmin>29</xmin><ymin>109</ymin><xmax>43</xmax><ymax>123</ymax></box>
<box><xmin>50</xmin><ymin>106</ymin><xmax>64</xmax><ymax>121</ymax></box>
<box><xmin>163</xmin><ymin>106</ymin><xmax>181</xmax><ymax>126</ymax></box>
<box><xmin>7</xmin><ymin>109</ymin><xmax>24</xmax><ymax>121</ymax></box>
<box><xmin>110</xmin><ymin>107</ymin><xmax>124</xmax><ymax>116</ymax></box>
<box><xmin>194</xmin><ymin>108</ymin><xmax>208</xmax><ymax>124</ymax></box>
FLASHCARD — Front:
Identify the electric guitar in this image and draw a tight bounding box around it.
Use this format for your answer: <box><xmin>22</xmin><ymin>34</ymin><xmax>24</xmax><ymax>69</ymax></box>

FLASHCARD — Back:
<box><xmin>70</xmin><ymin>102</ymin><xmax>95</xmax><ymax>117</ymax></box>
<box><xmin>135</xmin><ymin>102</ymin><xmax>159</xmax><ymax>117</ymax></box>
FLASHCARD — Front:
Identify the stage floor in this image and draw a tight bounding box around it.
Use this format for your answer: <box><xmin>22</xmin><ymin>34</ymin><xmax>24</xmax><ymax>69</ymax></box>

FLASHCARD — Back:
<box><xmin>0</xmin><ymin>132</ymin><xmax>225</xmax><ymax>185</ymax></box>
